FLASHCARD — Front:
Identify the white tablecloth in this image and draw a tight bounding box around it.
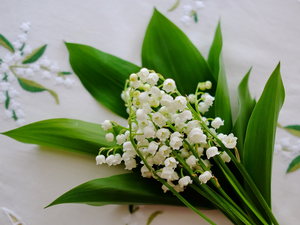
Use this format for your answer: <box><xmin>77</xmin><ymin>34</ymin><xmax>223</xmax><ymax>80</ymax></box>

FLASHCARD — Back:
<box><xmin>1</xmin><ymin>0</ymin><xmax>300</xmax><ymax>224</ymax></box>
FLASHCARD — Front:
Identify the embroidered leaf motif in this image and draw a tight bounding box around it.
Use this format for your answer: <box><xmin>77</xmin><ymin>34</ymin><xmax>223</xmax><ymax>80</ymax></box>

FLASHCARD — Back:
<box><xmin>284</xmin><ymin>125</ymin><xmax>300</xmax><ymax>138</ymax></box>
<box><xmin>2</xmin><ymin>207</ymin><xmax>27</xmax><ymax>225</ymax></box>
<box><xmin>59</xmin><ymin>71</ymin><xmax>72</xmax><ymax>75</ymax></box>
<box><xmin>194</xmin><ymin>12</ymin><xmax>198</xmax><ymax>22</ymax></box>
<box><xmin>22</xmin><ymin>44</ymin><xmax>47</xmax><ymax>64</ymax></box>
<box><xmin>5</xmin><ymin>90</ymin><xmax>10</xmax><ymax>109</ymax></box>
<box><xmin>287</xmin><ymin>155</ymin><xmax>300</xmax><ymax>173</ymax></box>
<box><xmin>167</xmin><ymin>0</ymin><xmax>180</xmax><ymax>12</ymax></box>
<box><xmin>0</xmin><ymin>34</ymin><xmax>15</xmax><ymax>53</ymax></box>
<box><xmin>17</xmin><ymin>77</ymin><xmax>59</xmax><ymax>104</ymax></box>
<box><xmin>12</xmin><ymin>110</ymin><xmax>18</xmax><ymax>121</ymax></box>
<box><xmin>147</xmin><ymin>211</ymin><xmax>163</xmax><ymax>225</ymax></box>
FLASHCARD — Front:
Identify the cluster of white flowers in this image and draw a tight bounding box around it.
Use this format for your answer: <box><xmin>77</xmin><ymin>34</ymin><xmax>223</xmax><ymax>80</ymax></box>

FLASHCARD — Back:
<box><xmin>0</xmin><ymin>22</ymin><xmax>74</xmax><ymax>126</ymax></box>
<box><xmin>97</xmin><ymin>68</ymin><xmax>237</xmax><ymax>193</ymax></box>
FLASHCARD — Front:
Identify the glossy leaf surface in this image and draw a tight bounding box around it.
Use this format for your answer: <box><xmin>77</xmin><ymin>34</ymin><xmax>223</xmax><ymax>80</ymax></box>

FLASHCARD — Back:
<box><xmin>243</xmin><ymin>63</ymin><xmax>285</xmax><ymax>208</ymax></box>
<box><xmin>2</xmin><ymin>118</ymin><xmax>115</xmax><ymax>155</ymax></box>
<box><xmin>46</xmin><ymin>173</ymin><xmax>214</xmax><ymax>209</ymax></box>
<box><xmin>232</xmin><ymin>69</ymin><xmax>256</xmax><ymax>158</ymax></box>
<box><xmin>66</xmin><ymin>42</ymin><xmax>140</xmax><ymax>118</ymax></box>
<box><xmin>142</xmin><ymin>9</ymin><xmax>216</xmax><ymax>96</ymax></box>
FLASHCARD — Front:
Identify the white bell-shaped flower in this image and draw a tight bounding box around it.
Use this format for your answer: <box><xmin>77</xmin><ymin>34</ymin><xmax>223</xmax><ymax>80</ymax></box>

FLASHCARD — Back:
<box><xmin>179</xmin><ymin>176</ymin><xmax>193</xmax><ymax>188</ymax></box>
<box><xmin>188</xmin><ymin>128</ymin><xmax>207</xmax><ymax>144</ymax></box>
<box><xmin>105</xmin><ymin>133</ymin><xmax>114</xmax><ymax>142</ymax></box>
<box><xmin>170</xmin><ymin>136</ymin><xmax>183</xmax><ymax>150</ymax></box>
<box><xmin>116</xmin><ymin>134</ymin><xmax>126</xmax><ymax>145</ymax></box>
<box><xmin>141</xmin><ymin>165</ymin><xmax>152</xmax><ymax>178</ymax></box>
<box><xmin>206</xmin><ymin>146</ymin><xmax>220</xmax><ymax>159</ymax></box>
<box><xmin>96</xmin><ymin>155</ymin><xmax>106</xmax><ymax>165</ymax></box>
<box><xmin>124</xmin><ymin>158</ymin><xmax>137</xmax><ymax>170</ymax></box>
<box><xmin>101</xmin><ymin>120</ymin><xmax>112</xmax><ymax>131</ymax></box>
<box><xmin>164</xmin><ymin>157</ymin><xmax>178</xmax><ymax>168</ymax></box>
<box><xmin>152</xmin><ymin>112</ymin><xmax>166</xmax><ymax>127</ymax></box>
<box><xmin>156</xmin><ymin>128</ymin><xmax>170</xmax><ymax>141</ymax></box>
<box><xmin>163</xmin><ymin>78</ymin><xmax>176</xmax><ymax>93</ymax></box>
<box><xmin>186</xmin><ymin>155</ymin><xmax>198</xmax><ymax>168</ymax></box>
<box><xmin>161</xmin><ymin>167</ymin><xmax>175</xmax><ymax>180</ymax></box>
<box><xmin>222</xmin><ymin>133</ymin><xmax>238</xmax><ymax>149</ymax></box>
<box><xmin>160</xmin><ymin>94</ymin><xmax>173</xmax><ymax>107</ymax></box>
<box><xmin>174</xmin><ymin>96</ymin><xmax>187</xmax><ymax>111</ymax></box>
<box><xmin>220</xmin><ymin>151</ymin><xmax>231</xmax><ymax>163</ymax></box>
<box><xmin>211</xmin><ymin>117</ymin><xmax>224</xmax><ymax>129</ymax></box>
<box><xmin>146</xmin><ymin>72</ymin><xmax>159</xmax><ymax>85</ymax></box>
<box><xmin>202</xmin><ymin>93</ymin><xmax>215</xmax><ymax>106</ymax></box>
<box><xmin>138</xmin><ymin>68</ymin><xmax>149</xmax><ymax>82</ymax></box>
<box><xmin>199</xmin><ymin>171</ymin><xmax>212</xmax><ymax>184</ymax></box>
<box><xmin>179</xmin><ymin>110</ymin><xmax>193</xmax><ymax>122</ymax></box>
<box><xmin>148</xmin><ymin>141</ymin><xmax>159</xmax><ymax>154</ymax></box>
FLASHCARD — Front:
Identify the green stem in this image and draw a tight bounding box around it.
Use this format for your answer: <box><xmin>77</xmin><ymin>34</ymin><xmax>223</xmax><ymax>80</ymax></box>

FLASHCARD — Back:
<box><xmin>213</xmin><ymin>156</ymin><xmax>268</xmax><ymax>225</ymax></box>
<box><xmin>202</xmin><ymin>121</ymin><xmax>279</xmax><ymax>225</ymax></box>
<box><xmin>127</xmin><ymin>87</ymin><xmax>216</xmax><ymax>225</ymax></box>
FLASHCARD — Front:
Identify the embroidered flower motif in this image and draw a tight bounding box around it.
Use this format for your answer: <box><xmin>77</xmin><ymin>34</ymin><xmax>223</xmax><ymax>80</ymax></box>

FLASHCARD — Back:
<box><xmin>0</xmin><ymin>22</ymin><xmax>73</xmax><ymax>126</ymax></box>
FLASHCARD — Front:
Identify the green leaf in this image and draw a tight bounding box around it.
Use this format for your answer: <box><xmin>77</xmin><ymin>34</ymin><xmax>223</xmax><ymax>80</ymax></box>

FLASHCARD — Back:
<box><xmin>46</xmin><ymin>173</ymin><xmax>215</xmax><ymax>209</ymax></box>
<box><xmin>17</xmin><ymin>77</ymin><xmax>59</xmax><ymax>104</ymax></box>
<box><xmin>2</xmin><ymin>118</ymin><xmax>116</xmax><ymax>155</ymax></box>
<box><xmin>284</xmin><ymin>125</ymin><xmax>300</xmax><ymax>138</ymax></box>
<box><xmin>167</xmin><ymin>0</ymin><xmax>180</xmax><ymax>12</ymax></box>
<box><xmin>287</xmin><ymin>155</ymin><xmax>300</xmax><ymax>173</ymax></box>
<box><xmin>0</xmin><ymin>34</ymin><xmax>15</xmax><ymax>52</ymax></box>
<box><xmin>142</xmin><ymin>9</ymin><xmax>216</xmax><ymax>96</ymax></box>
<box><xmin>207</xmin><ymin>21</ymin><xmax>222</xmax><ymax>81</ymax></box>
<box><xmin>147</xmin><ymin>211</ymin><xmax>163</xmax><ymax>225</ymax></box>
<box><xmin>243</xmin><ymin>63</ymin><xmax>285</xmax><ymax>210</ymax></box>
<box><xmin>232</xmin><ymin>68</ymin><xmax>256</xmax><ymax>159</ymax></box>
<box><xmin>22</xmin><ymin>44</ymin><xmax>47</xmax><ymax>64</ymax></box>
<box><xmin>65</xmin><ymin>42</ymin><xmax>140</xmax><ymax>118</ymax></box>
<box><xmin>208</xmin><ymin>22</ymin><xmax>232</xmax><ymax>133</ymax></box>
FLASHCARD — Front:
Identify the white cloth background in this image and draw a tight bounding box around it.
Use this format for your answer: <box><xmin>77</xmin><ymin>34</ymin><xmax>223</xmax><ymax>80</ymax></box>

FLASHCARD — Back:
<box><xmin>0</xmin><ymin>0</ymin><xmax>300</xmax><ymax>224</ymax></box>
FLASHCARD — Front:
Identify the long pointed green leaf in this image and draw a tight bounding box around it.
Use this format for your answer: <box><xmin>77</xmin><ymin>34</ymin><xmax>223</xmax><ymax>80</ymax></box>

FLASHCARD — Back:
<box><xmin>287</xmin><ymin>155</ymin><xmax>300</xmax><ymax>173</ymax></box>
<box><xmin>142</xmin><ymin>9</ymin><xmax>216</xmax><ymax>96</ymax></box>
<box><xmin>206</xmin><ymin>22</ymin><xmax>232</xmax><ymax>133</ymax></box>
<box><xmin>232</xmin><ymin>69</ymin><xmax>256</xmax><ymax>159</ymax></box>
<box><xmin>243</xmin><ymin>63</ymin><xmax>285</xmax><ymax>212</ymax></box>
<box><xmin>1</xmin><ymin>118</ymin><xmax>115</xmax><ymax>155</ymax></box>
<box><xmin>207</xmin><ymin>21</ymin><xmax>222</xmax><ymax>82</ymax></box>
<box><xmin>65</xmin><ymin>42</ymin><xmax>140</xmax><ymax>118</ymax></box>
<box><xmin>214</xmin><ymin>57</ymin><xmax>232</xmax><ymax>135</ymax></box>
<box><xmin>0</xmin><ymin>34</ymin><xmax>15</xmax><ymax>52</ymax></box>
<box><xmin>46</xmin><ymin>173</ymin><xmax>214</xmax><ymax>209</ymax></box>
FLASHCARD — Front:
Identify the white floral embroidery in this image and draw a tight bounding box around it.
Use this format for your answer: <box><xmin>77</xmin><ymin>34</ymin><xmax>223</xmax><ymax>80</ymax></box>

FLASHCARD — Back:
<box><xmin>0</xmin><ymin>22</ymin><xmax>74</xmax><ymax>126</ymax></box>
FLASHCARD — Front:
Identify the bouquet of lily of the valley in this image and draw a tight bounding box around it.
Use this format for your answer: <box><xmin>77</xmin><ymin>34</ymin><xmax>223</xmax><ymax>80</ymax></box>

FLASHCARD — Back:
<box><xmin>1</xmin><ymin>9</ymin><xmax>284</xmax><ymax>225</ymax></box>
